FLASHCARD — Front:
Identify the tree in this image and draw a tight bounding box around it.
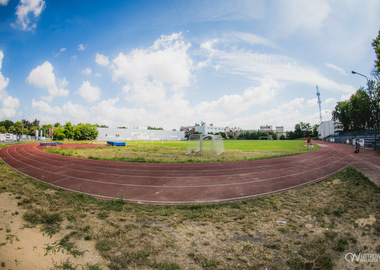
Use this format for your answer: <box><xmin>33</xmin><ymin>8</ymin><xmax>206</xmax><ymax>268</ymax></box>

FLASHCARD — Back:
<box><xmin>335</xmin><ymin>28</ymin><xmax>380</xmax><ymax>131</ymax></box>
<box><xmin>32</xmin><ymin>119</ymin><xmax>40</xmax><ymax>128</ymax></box>
<box><xmin>349</xmin><ymin>89</ymin><xmax>372</xmax><ymax>130</ymax></box>
<box><xmin>370</xmin><ymin>28</ymin><xmax>380</xmax><ymax>128</ymax></box>
<box><xmin>0</xmin><ymin>120</ymin><xmax>14</xmax><ymax>131</ymax></box>
<box><xmin>63</xmin><ymin>122</ymin><xmax>75</xmax><ymax>139</ymax></box>
<box><xmin>372</xmin><ymin>27</ymin><xmax>380</xmax><ymax>77</ymax></box>
<box><xmin>312</xmin><ymin>124</ymin><xmax>319</xmax><ymax>137</ymax></box>
<box><xmin>272</xmin><ymin>133</ymin><xmax>278</xmax><ymax>140</ymax></box>
<box><xmin>147</xmin><ymin>126</ymin><xmax>163</xmax><ymax>130</ymax></box>
<box><xmin>73</xmin><ymin>124</ymin><xmax>98</xmax><ymax>140</ymax></box>
<box><xmin>301</xmin><ymin>122</ymin><xmax>312</xmax><ymax>137</ymax></box>
<box><xmin>244</xmin><ymin>131</ymin><xmax>250</xmax><ymax>140</ymax></box>
<box><xmin>250</xmin><ymin>130</ymin><xmax>258</xmax><ymax>140</ymax></box>
<box><xmin>14</xmin><ymin>121</ymin><xmax>23</xmax><ymax>135</ymax></box>
<box><xmin>332</xmin><ymin>101</ymin><xmax>350</xmax><ymax>131</ymax></box>
<box><xmin>8</xmin><ymin>125</ymin><xmax>14</xmax><ymax>134</ymax></box>
<box><xmin>286</xmin><ymin>131</ymin><xmax>296</xmax><ymax>140</ymax></box>
<box><xmin>0</xmin><ymin>126</ymin><xmax>6</xmax><ymax>133</ymax></box>
<box><xmin>332</xmin><ymin>89</ymin><xmax>372</xmax><ymax>132</ymax></box>
<box><xmin>28</xmin><ymin>126</ymin><xmax>36</xmax><ymax>136</ymax></box>
<box><xmin>53</xmin><ymin>126</ymin><xmax>66</xmax><ymax>140</ymax></box>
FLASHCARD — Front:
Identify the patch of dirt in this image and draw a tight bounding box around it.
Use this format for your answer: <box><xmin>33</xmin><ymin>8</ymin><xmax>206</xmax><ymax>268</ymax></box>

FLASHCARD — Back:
<box><xmin>0</xmin><ymin>193</ymin><xmax>105</xmax><ymax>270</ymax></box>
<box><xmin>355</xmin><ymin>215</ymin><xmax>376</xmax><ymax>227</ymax></box>
<box><xmin>332</xmin><ymin>179</ymin><xmax>342</xmax><ymax>185</ymax></box>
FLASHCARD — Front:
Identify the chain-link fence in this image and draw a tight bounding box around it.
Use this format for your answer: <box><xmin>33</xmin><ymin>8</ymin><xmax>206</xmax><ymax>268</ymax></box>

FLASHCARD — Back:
<box><xmin>328</xmin><ymin>128</ymin><xmax>380</xmax><ymax>151</ymax></box>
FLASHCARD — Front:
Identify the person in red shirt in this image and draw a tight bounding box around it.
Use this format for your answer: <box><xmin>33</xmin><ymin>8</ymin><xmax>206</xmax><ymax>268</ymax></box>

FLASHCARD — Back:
<box><xmin>307</xmin><ymin>137</ymin><xmax>311</xmax><ymax>149</ymax></box>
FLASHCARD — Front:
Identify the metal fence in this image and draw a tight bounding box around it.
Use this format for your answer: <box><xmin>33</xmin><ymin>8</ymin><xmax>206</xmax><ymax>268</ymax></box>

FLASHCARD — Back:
<box><xmin>328</xmin><ymin>128</ymin><xmax>380</xmax><ymax>151</ymax></box>
<box><xmin>0</xmin><ymin>133</ymin><xmax>41</xmax><ymax>144</ymax></box>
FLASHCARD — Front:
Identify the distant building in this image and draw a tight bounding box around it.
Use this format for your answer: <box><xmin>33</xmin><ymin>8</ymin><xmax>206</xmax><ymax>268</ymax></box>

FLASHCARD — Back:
<box><xmin>275</xmin><ymin>126</ymin><xmax>284</xmax><ymax>137</ymax></box>
<box><xmin>260</xmin><ymin>125</ymin><xmax>273</xmax><ymax>134</ymax></box>
<box><xmin>195</xmin><ymin>126</ymin><xmax>225</xmax><ymax>134</ymax></box>
<box><xmin>180</xmin><ymin>126</ymin><xmax>195</xmax><ymax>137</ymax></box>
<box><xmin>224</xmin><ymin>127</ymin><xmax>242</xmax><ymax>139</ymax></box>
<box><xmin>334</xmin><ymin>122</ymin><xmax>344</xmax><ymax>135</ymax></box>
<box><xmin>318</xmin><ymin>121</ymin><xmax>335</xmax><ymax>140</ymax></box>
<box><xmin>97</xmin><ymin>127</ymin><xmax>185</xmax><ymax>141</ymax></box>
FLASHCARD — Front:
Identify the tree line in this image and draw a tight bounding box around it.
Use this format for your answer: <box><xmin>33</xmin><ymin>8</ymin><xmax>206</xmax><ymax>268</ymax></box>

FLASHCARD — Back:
<box><xmin>286</xmin><ymin>122</ymin><xmax>319</xmax><ymax>139</ymax></box>
<box><xmin>332</xmin><ymin>28</ymin><xmax>380</xmax><ymax>132</ymax></box>
<box><xmin>0</xmin><ymin>120</ymin><xmax>98</xmax><ymax>141</ymax></box>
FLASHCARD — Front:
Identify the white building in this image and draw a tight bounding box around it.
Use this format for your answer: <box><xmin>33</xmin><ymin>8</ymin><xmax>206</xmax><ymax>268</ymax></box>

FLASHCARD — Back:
<box><xmin>195</xmin><ymin>126</ymin><xmax>225</xmax><ymax>134</ymax></box>
<box><xmin>260</xmin><ymin>125</ymin><xmax>273</xmax><ymax>134</ymax></box>
<box><xmin>318</xmin><ymin>121</ymin><xmax>334</xmax><ymax>140</ymax></box>
<box><xmin>96</xmin><ymin>127</ymin><xmax>185</xmax><ymax>141</ymax></box>
<box><xmin>275</xmin><ymin>126</ymin><xmax>284</xmax><ymax>137</ymax></box>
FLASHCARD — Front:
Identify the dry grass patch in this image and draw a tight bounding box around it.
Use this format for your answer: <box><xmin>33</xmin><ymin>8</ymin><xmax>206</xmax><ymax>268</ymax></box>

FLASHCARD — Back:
<box><xmin>45</xmin><ymin>140</ymin><xmax>317</xmax><ymax>163</ymax></box>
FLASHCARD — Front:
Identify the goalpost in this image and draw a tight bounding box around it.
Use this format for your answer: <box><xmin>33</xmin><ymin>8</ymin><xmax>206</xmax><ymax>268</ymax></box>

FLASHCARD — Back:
<box><xmin>186</xmin><ymin>134</ymin><xmax>225</xmax><ymax>156</ymax></box>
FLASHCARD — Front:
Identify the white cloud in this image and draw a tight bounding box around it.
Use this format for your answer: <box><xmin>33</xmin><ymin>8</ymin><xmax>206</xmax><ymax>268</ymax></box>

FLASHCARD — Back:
<box><xmin>112</xmin><ymin>32</ymin><xmax>193</xmax><ymax>90</ymax></box>
<box><xmin>325</xmin><ymin>63</ymin><xmax>347</xmax><ymax>76</ymax></box>
<box><xmin>228</xmin><ymin>97</ymin><xmax>307</xmax><ymax>131</ymax></box>
<box><xmin>201</xmin><ymin>40</ymin><xmax>356</xmax><ymax>94</ymax></box>
<box><xmin>103</xmin><ymin>32</ymin><xmax>195</xmax><ymax>125</ymax></box>
<box><xmin>27</xmin><ymin>61</ymin><xmax>69</xmax><ymax>100</ymax></box>
<box><xmin>274</xmin><ymin>0</ymin><xmax>331</xmax><ymax>36</ymax></box>
<box><xmin>195</xmin><ymin>79</ymin><xmax>278</xmax><ymax>116</ymax></box>
<box><xmin>32</xmin><ymin>99</ymin><xmax>62</xmax><ymax>114</ymax></box>
<box><xmin>11</xmin><ymin>0</ymin><xmax>46</xmax><ymax>31</ymax></box>
<box><xmin>340</xmin><ymin>93</ymin><xmax>352</xmax><ymax>101</ymax></box>
<box><xmin>78</xmin><ymin>44</ymin><xmax>86</xmax><ymax>51</ymax></box>
<box><xmin>0</xmin><ymin>0</ymin><xmax>9</xmax><ymax>5</ymax></box>
<box><xmin>62</xmin><ymin>101</ymin><xmax>89</xmax><ymax>122</ymax></box>
<box><xmin>60</xmin><ymin>48</ymin><xmax>66</xmax><ymax>52</ymax></box>
<box><xmin>307</xmin><ymin>98</ymin><xmax>318</xmax><ymax>107</ymax></box>
<box><xmin>224</xmin><ymin>32</ymin><xmax>277</xmax><ymax>48</ymax></box>
<box><xmin>81</xmin><ymin>68</ymin><xmax>92</xmax><ymax>75</ymax></box>
<box><xmin>95</xmin><ymin>53</ymin><xmax>110</xmax><ymax>66</ymax></box>
<box><xmin>78</xmin><ymin>81</ymin><xmax>101</xmax><ymax>103</ymax></box>
<box><xmin>325</xmin><ymin>97</ymin><xmax>337</xmax><ymax>105</ymax></box>
<box><xmin>0</xmin><ymin>51</ymin><xmax>20</xmax><ymax>119</ymax></box>
<box><xmin>186</xmin><ymin>0</ymin><xmax>265</xmax><ymax>22</ymax></box>
<box><xmin>90</xmin><ymin>97</ymin><xmax>147</xmax><ymax>127</ymax></box>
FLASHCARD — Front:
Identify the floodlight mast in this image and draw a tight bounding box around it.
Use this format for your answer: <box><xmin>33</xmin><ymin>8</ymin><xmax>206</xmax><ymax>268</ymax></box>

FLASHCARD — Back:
<box><xmin>316</xmin><ymin>85</ymin><xmax>322</xmax><ymax>123</ymax></box>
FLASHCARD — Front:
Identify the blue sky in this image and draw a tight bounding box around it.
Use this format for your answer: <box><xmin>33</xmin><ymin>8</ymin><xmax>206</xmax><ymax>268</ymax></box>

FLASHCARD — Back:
<box><xmin>0</xmin><ymin>0</ymin><xmax>379</xmax><ymax>131</ymax></box>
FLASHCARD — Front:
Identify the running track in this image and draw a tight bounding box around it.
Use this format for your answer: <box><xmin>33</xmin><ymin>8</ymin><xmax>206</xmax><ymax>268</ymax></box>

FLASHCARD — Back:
<box><xmin>0</xmin><ymin>141</ymin><xmax>378</xmax><ymax>205</ymax></box>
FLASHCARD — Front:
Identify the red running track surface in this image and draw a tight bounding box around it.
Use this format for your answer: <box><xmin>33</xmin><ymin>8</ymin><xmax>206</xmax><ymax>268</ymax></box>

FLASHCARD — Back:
<box><xmin>0</xmin><ymin>142</ymin><xmax>360</xmax><ymax>205</ymax></box>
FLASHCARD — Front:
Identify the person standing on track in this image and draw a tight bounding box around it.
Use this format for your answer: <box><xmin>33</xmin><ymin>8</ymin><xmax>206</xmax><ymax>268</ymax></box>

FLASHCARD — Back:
<box><xmin>307</xmin><ymin>137</ymin><xmax>311</xmax><ymax>150</ymax></box>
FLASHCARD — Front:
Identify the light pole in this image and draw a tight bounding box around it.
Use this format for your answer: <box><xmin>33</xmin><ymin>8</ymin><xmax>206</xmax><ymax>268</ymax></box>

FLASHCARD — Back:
<box><xmin>351</xmin><ymin>70</ymin><xmax>369</xmax><ymax>84</ymax></box>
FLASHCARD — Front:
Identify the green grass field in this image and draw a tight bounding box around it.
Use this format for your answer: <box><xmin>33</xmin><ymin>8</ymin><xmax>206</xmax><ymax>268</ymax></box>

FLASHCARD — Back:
<box><xmin>46</xmin><ymin>139</ymin><xmax>318</xmax><ymax>163</ymax></box>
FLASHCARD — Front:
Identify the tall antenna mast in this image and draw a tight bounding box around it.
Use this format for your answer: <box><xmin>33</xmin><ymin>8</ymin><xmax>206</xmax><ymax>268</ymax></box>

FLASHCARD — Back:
<box><xmin>316</xmin><ymin>85</ymin><xmax>322</xmax><ymax>123</ymax></box>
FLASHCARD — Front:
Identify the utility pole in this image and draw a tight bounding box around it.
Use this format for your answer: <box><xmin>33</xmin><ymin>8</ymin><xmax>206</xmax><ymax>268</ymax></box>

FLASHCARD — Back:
<box><xmin>316</xmin><ymin>86</ymin><xmax>322</xmax><ymax>123</ymax></box>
